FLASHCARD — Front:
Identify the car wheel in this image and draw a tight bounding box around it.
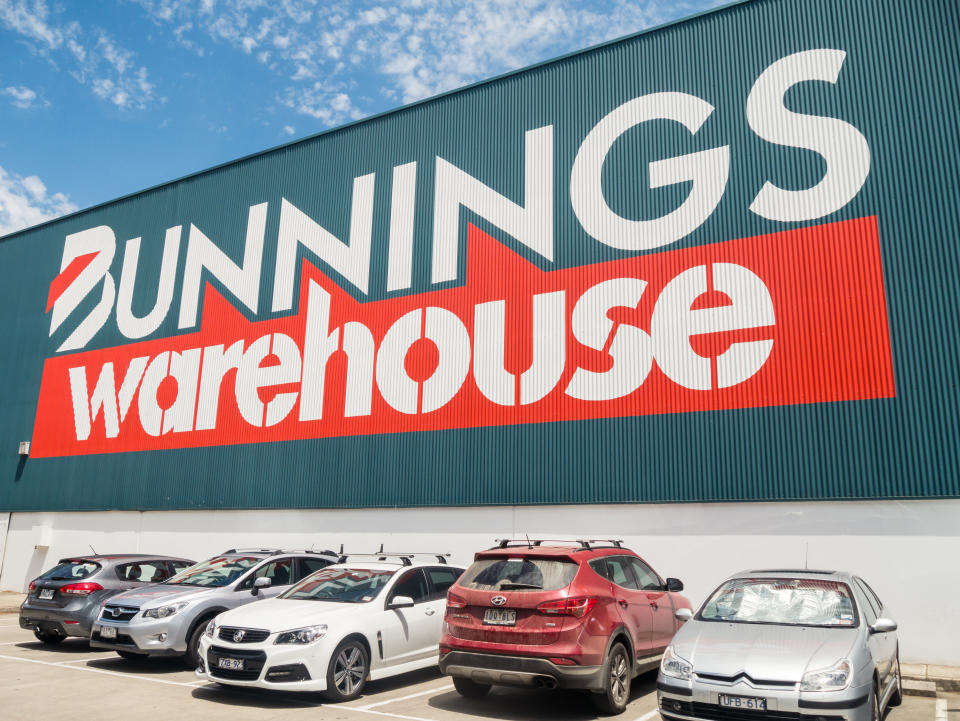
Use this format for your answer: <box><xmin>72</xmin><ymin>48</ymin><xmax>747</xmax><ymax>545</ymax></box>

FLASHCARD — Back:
<box><xmin>184</xmin><ymin>622</ymin><xmax>207</xmax><ymax>669</ymax></box>
<box><xmin>871</xmin><ymin>681</ymin><xmax>881</xmax><ymax>721</ymax></box>
<box><xmin>592</xmin><ymin>642</ymin><xmax>631</xmax><ymax>715</ymax></box>
<box><xmin>888</xmin><ymin>653</ymin><xmax>903</xmax><ymax>708</ymax></box>
<box><xmin>323</xmin><ymin>639</ymin><xmax>369</xmax><ymax>702</ymax></box>
<box><xmin>453</xmin><ymin>677</ymin><xmax>492</xmax><ymax>698</ymax></box>
<box><xmin>116</xmin><ymin>650</ymin><xmax>142</xmax><ymax>661</ymax></box>
<box><xmin>33</xmin><ymin>630</ymin><xmax>65</xmax><ymax>645</ymax></box>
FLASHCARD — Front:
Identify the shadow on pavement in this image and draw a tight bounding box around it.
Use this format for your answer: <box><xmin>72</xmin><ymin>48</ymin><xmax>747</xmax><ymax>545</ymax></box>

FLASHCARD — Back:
<box><xmin>428</xmin><ymin>671</ymin><xmax>657</xmax><ymax>721</ymax></box>
<box><xmin>192</xmin><ymin>684</ymin><xmax>324</xmax><ymax>709</ymax></box>
<box><xmin>87</xmin><ymin>655</ymin><xmax>194</xmax><ymax>677</ymax></box>
<box><xmin>13</xmin><ymin>638</ymin><xmax>99</xmax><ymax>654</ymax></box>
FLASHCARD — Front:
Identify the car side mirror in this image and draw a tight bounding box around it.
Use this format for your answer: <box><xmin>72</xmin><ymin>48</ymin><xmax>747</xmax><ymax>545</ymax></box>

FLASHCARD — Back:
<box><xmin>666</xmin><ymin>577</ymin><xmax>684</xmax><ymax>592</ymax></box>
<box><xmin>870</xmin><ymin>617</ymin><xmax>897</xmax><ymax>634</ymax></box>
<box><xmin>388</xmin><ymin>595</ymin><xmax>415</xmax><ymax>609</ymax></box>
<box><xmin>674</xmin><ymin>607</ymin><xmax>693</xmax><ymax>623</ymax></box>
<box><xmin>252</xmin><ymin>577</ymin><xmax>271</xmax><ymax>595</ymax></box>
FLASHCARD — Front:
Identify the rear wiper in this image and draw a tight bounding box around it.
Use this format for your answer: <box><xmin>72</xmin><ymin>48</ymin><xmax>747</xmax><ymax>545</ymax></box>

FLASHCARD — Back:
<box><xmin>499</xmin><ymin>583</ymin><xmax>542</xmax><ymax>590</ymax></box>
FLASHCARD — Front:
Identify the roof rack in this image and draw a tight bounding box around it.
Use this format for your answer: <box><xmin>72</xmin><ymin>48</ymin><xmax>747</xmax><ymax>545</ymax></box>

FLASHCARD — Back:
<box><xmin>220</xmin><ymin>548</ymin><xmax>339</xmax><ymax>556</ymax></box>
<box><xmin>221</xmin><ymin>548</ymin><xmax>282</xmax><ymax>555</ymax></box>
<box><xmin>336</xmin><ymin>544</ymin><xmax>451</xmax><ymax>566</ymax></box>
<box><xmin>493</xmin><ymin>539</ymin><xmax>624</xmax><ymax>550</ymax></box>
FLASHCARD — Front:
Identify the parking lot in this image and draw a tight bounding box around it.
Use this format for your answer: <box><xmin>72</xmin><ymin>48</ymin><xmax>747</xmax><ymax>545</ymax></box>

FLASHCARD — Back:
<box><xmin>0</xmin><ymin>607</ymin><xmax>941</xmax><ymax>721</ymax></box>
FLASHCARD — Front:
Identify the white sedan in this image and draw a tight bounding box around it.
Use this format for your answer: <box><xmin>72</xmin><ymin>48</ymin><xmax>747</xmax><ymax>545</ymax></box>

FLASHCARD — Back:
<box><xmin>195</xmin><ymin>558</ymin><xmax>464</xmax><ymax>700</ymax></box>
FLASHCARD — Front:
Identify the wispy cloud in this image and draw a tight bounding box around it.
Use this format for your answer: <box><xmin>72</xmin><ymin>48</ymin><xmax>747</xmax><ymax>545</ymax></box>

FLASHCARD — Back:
<box><xmin>0</xmin><ymin>165</ymin><xmax>78</xmax><ymax>236</ymax></box>
<box><xmin>3</xmin><ymin>84</ymin><xmax>47</xmax><ymax>109</ymax></box>
<box><xmin>129</xmin><ymin>0</ymin><xmax>695</xmax><ymax>126</ymax></box>
<box><xmin>0</xmin><ymin>0</ymin><xmax>156</xmax><ymax>109</ymax></box>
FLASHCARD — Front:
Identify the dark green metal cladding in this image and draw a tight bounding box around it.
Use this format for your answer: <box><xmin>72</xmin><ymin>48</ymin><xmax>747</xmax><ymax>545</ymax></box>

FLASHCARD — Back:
<box><xmin>1</xmin><ymin>0</ymin><xmax>958</xmax><ymax>511</ymax></box>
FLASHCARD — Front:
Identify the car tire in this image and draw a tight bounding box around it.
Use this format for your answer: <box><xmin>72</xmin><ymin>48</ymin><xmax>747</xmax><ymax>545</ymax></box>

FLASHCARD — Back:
<box><xmin>888</xmin><ymin>653</ymin><xmax>903</xmax><ymax>708</ymax></box>
<box><xmin>33</xmin><ymin>630</ymin><xmax>65</xmax><ymax>645</ymax></box>
<box><xmin>870</xmin><ymin>681</ymin><xmax>881</xmax><ymax>721</ymax></box>
<box><xmin>184</xmin><ymin>622</ymin><xmax>207</xmax><ymax>670</ymax></box>
<box><xmin>592</xmin><ymin>642</ymin><xmax>631</xmax><ymax>715</ymax></box>
<box><xmin>453</xmin><ymin>677</ymin><xmax>492</xmax><ymax>698</ymax></box>
<box><xmin>323</xmin><ymin>638</ymin><xmax>369</xmax><ymax>702</ymax></box>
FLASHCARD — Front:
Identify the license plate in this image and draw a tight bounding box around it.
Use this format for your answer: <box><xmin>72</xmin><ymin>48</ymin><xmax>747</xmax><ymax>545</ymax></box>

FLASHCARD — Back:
<box><xmin>482</xmin><ymin>608</ymin><xmax>517</xmax><ymax>626</ymax></box>
<box><xmin>39</xmin><ymin>588</ymin><xmax>54</xmax><ymax>600</ymax></box>
<box><xmin>100</xmin><ymin>626</ymin><xmax>117</xmax><ymax>640</ymax></box>
<box><xmin>218</xmin><ymin>657</ymin><xmax>244</xmax><ymax>671</ymax></box>
<box><xmin>718</xmin><ymin>694</ymin><xmax>767</xmax><ymax>711</ymax></box>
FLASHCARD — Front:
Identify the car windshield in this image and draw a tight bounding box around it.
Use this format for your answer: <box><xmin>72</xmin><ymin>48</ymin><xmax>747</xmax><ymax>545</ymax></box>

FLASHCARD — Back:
<box><xmin>460</xmin><ymin>557</ymin><xmax>578</xmax><ymax>592</ymax></box>
<box><xmin>39</xmin><ymin>560</ymin><xmax>100</xmax><ymax>581</ymax></box>
<box><xmin>163</xmin><ymin>556</ymin><xmax>260</xmax><ymax>587</ymax></box>
<box><xmin>699</xmin><ymin>578</ymin><xmax>858</xmax><ymax>627</ymax></box>
<box><xmin>280</xmin><ymin>568</ymin><xmax>396</xmax><ymax>602</ymax></box>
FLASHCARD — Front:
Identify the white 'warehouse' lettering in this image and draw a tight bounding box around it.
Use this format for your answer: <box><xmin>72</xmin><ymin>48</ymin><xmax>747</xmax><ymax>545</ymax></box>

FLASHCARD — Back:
<box><xmin>50</xmin><ymin>49</ymin><xmax>867</xmax><ymax>354</ymax></box>
<box><xmin>66</xmin><ymin>263</ymin><xmax>776</xmax><ymax>441</ymax></box>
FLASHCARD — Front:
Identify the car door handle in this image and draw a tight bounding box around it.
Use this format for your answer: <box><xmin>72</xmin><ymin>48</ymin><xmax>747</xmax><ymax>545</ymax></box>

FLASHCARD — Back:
<box><xmin>649</xmin><ymin>601</ymin><xmax>659</xmax><ymax>609</ymax></box>
<box><xmin>425</xmin><ymin>608</ymin><xmax>436</xmax><ymax>616</ymax></box>
<box><xmin>618</xmin><ymin>599</ymin><xmax>629</xmax><ymax>608</ymax></box>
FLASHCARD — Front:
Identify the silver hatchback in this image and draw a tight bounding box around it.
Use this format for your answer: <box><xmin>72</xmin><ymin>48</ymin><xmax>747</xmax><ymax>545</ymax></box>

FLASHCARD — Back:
<box><xmin>658</xmin><ymin>570</ymin><xmax>901</xmax><ymax>721</ymax></box>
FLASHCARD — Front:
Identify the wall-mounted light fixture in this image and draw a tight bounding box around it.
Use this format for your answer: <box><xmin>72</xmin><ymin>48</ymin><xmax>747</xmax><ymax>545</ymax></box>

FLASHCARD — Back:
<box><xmin>18</xmin><ymin>441</ymin><xmax>30</xmax><ymax>456</ymax></box>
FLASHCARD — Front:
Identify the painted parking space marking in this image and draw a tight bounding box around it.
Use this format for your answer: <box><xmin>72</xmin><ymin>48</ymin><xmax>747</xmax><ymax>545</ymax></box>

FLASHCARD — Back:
<box><xmin>355</xmin><ymin>684</ymin><xmax>454</xmax><ymax>710</ymax></box>
<box><xmin>55</xmin><ymin>654</ymin><xmax>125</xmax><ymax>664</ymax></box>
<box><xmin>936</xmin><ymin>699</ymin><xmax>947</xmax><ymax>721</ymax></box>
<box><xmin>0</xmin><ymin>652</ymin><xmax>202</xmax><ymax>687</ymax></box>
<box><xmin>633</xmin><ymin>709</ymin><xmax>660</xmax><ymax>721</ymax></box>
<box><xmin>341</xmin><ymin>707</ymin><xmax>439</xmax><ymax>721</ymax></box>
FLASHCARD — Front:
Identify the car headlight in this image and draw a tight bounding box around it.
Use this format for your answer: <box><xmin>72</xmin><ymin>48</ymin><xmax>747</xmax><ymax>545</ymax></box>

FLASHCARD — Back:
<box><xmin>204</xmin><ymin>619</ymin><xmax>216</xmax><ymax>638</ymax></box>
<box><xmin>142</xmin><ymin>601</ymin><xmax>189</xmax><ymax>619</ymax></box>
<box><xmin>661</xmin><ymin>645</ymin><xmax>694</xmax><ymax>681</ymax></box>
<box><xmin>801</xmin><ymin>659</ymin><xmax>852</xmax><ymax>691</ymax></box>
<box><xmin>275</xmin><ymin>625</ymin><xmax>327</xmax><ymax>645</ymax></box>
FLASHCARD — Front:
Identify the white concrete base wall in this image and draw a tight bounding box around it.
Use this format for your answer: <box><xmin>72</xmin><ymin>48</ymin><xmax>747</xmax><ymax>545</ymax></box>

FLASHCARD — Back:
<box><xmin>1</xmin><ymin>499</ymin><xmax>956</xmax><ymax>665</ymax></box>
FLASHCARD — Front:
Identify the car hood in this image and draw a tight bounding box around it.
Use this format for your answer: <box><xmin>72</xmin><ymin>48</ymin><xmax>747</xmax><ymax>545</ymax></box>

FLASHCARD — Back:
<box><xmin>107</xmin><ymin>584</ymin><xmax>214</xmax><ymax>608</ymax></box>
<box><xmin>215</xmin><ymin>597</ymin><xmax>367</xmax><ymax>630</ymax></box>
<box><xmin>673</xmin><ymin>620</ymin><xmax>860</xmax><ymax>682</ymax></box>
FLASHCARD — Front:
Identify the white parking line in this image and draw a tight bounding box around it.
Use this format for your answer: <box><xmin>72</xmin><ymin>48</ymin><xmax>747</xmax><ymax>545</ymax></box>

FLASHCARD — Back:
<box><xmin>633</xmin><ymin>709</ymin><xmax>660</xmax><ymax>721</ymax></box>
<box><xmin>341</xmin><ymin>708</ymin><xmax>439</xmax><ymax>721</ymax></box>
<box><xmin>936</xmin><ymin>699</ymin><xmax>947</xmax><ymax>721</ymax></box>
<box><xmin>55</xmin><ymin>654</ymin><xmax>123</xmax><ymax>665</ymax></box>
<box><xmin>0</xmin><ymin>652</ymin><xmax>201</xmax><ymax>687</ymax></box>
<box><xmin>355</xmin><ymin>684</ymin><xmax>454</xmax><ymax>710</ymax></box>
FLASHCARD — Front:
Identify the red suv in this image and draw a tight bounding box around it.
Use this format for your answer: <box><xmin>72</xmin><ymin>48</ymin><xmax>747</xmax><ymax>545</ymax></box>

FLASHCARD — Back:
<box><xmin>439</xmin><ymin>539</ymin><xmax>691</xmax><ymax>714</ymax></box>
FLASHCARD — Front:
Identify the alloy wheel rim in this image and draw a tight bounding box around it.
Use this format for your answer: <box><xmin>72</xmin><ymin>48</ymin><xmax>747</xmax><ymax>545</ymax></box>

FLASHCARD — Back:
<box><xmin>610</xmin><ymin>651</ymin><xmax>629</xmax><ymax>705</ymax></box>
<box><xmin>334</xmin><ymin>646</ymin><xmax>364</xmax><ymax>695</ymax></box>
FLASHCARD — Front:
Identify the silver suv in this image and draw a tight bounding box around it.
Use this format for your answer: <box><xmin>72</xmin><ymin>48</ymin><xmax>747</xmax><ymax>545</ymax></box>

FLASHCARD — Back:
<box><xmin>90</xmin><ymin>549</ymin><xmax>339</xmax><ymax>667</ymax></box>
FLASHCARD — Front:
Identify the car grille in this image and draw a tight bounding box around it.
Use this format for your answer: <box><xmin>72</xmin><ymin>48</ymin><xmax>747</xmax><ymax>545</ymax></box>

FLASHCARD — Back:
<box><xmin>661</xmin><ymin>701</ymin><xmax>844</xmax><ymax>721</ymax></box>
<box><xmin>218</xmin><ymin>627</ymin><xmax>271</xmax><ymax>643</ymax></box>
<box><xmin>697</xmin><ymin>672</ymin><xmax>797</xmax><ymax>687</ymax></box>
<box><xmin>207</xmin><ymin>645</ymin><xmax>266</xmax><ymax>681</ymax></box>
<box><xmin>101</xmin><ymin>606</ymin><xmax>139</xmax><ymax>623</ymax></box>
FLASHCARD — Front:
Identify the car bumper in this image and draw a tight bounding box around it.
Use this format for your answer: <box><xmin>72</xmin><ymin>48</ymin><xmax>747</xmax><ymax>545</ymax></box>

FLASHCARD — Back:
<box><xmin>439</xmin><ymin>650</ymin><xmax>604</xmax><ymax>691</ymax></box>
<box><xmin>20</xmin><ymin>602</ymin><xmax>98</xmax><ymax>638</ymax></box>
<box><xmin>89</xmin><ymin>615</ymin><xmax>192</xmax><ymax>656</ymax></box>
<box><xmin>194</xmin><ymin>635</ymin><xmax>329</xmax><ymax>692</ymax></box>
<box><xmin>657</xmin><ymin>676</ymin><xmax>874</xmax><ymax>721</ymax></box>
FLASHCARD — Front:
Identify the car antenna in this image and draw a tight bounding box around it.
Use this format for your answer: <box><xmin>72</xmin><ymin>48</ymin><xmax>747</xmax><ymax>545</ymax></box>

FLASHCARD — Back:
<box><xmin>804</xmin><ymin>542</ymin><xmax>809</xmax><ymax>569</ymax></box>
<box><xmin>89</xmin><ymin>544</ymin><xmax>98</xmax><ymax>555</ymax></box>
<box><xmin>525</xmin><ymin>533</ymin><xmax>532</xmax><ymax>548</ymax></box>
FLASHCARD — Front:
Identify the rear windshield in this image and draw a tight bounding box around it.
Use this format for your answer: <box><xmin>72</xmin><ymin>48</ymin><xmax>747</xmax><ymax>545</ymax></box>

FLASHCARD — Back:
<box><xmin>460</xmin><ymin>557</ymin><xmax>578</xmax><ymax>592</ymax></box>
<box><xmin>39</xmin><ymin>561</ymin><xmax>101</xmax><ymax>581</ymax></box>
<box><xmin>280</xmin><ymin>568</ymin><xmax>396</xmax><ymax>603</ymax></box>
<box><xmin>699</xmin><ymin>578</ymin><xmax>858</xmax><ymax>627</ymax></box>
<box><xmin>164</xmin><ymin>556</ymin><xmax>260</xmax><ymax>587</ymax></box>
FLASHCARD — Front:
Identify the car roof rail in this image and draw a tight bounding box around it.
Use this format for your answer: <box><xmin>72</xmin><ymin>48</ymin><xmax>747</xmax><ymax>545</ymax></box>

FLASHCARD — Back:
<box><xmin>493</xmin><ymin>538</ymin><xmax>624</xmax><ymax>550</ymax></box>
<box><xmin>336</xmin><ymin>545</ymin><xmax>451</xmax><ymax>566</ymax></box>
<box><xmin>220</xmin><ymin>548</ymin><xmax>281</xmax><ymax>555</ymax></box>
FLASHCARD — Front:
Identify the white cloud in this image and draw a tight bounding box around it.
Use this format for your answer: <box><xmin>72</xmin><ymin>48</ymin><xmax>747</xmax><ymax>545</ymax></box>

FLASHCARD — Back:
<box><xmin>0</xmin><ymin>0</ymin><xmax>156</xmax><ymax>109</ymax></box>
<box><xmin>3</xmin><ymin>84</ymin><xmax>44</xmax><ymax>109</ymax></box>
<box><xmin>0</xmin><ymin>165</ymin><xmax>77</xmax><ymax>236</ymax></box>
<box><xmin>282</xmin><ymin>124</ymin><xmax>295</xmax><ymax>135</ymax></box>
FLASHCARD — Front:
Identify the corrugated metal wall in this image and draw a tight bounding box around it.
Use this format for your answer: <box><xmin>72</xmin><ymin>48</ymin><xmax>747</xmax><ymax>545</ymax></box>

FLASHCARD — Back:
<box><xmin>0</xmin><ymin>0</ymin><xmax>958</xmax><ymax>511</ymax></box>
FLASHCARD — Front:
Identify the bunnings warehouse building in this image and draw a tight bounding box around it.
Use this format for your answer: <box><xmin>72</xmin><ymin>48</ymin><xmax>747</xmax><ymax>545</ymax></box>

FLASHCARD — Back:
<box><xmin>1</xmin><ymin>0</ymin><xmax>958</xmax><ymax>664</ymax></box>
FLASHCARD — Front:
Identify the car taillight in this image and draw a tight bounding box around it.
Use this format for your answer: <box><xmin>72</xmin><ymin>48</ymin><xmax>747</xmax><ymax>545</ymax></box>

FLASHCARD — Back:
<box><xmin>61</xmin><ymin>582</ymin><xmax>104</xmax><ymax>596</ymax></box>
<box><xmin>28</xmin><ymin>581</ymin><xmax>36</xmax><ymax>593</ymax></box>
<box><xmin>537</xmin><ymin>597</ymin><xmax>599</xmax><ymax>617</ymax></box>
<box><xmin>446</xmin><ymin>592</ymin><xmax>467</xmax><ymax>610</ymax></box>
<box><xmin>549</xmin><ymin>657</ymin><xmax>578</xmax><ymax>666</ymax></box>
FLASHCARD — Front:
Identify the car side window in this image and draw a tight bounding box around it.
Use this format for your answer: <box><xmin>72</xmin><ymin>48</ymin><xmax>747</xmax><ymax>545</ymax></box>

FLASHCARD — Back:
<box><xmin>629</xmin><ymin>558</ymin><xmax>665</xmax><ymax>591</ymax></box>
<box><xmin>170</xmin><ymin>561</ymin><xmax>192</xmax><ymax>573</ymax></box>
<box><xmin>426</xmin><ymin>567</ymin><xmax>462</xmax><ymax>600</ymax></box>
<box><xmin>390</xmin><ymin>569</ymin><xmax>430</xmax><ymax>603</ymax></box>
<box><xmin>856</xmin><ymin>577</ymin><xmax>884</xmax><ymax>613</ymax></box>
<box><xmin>298</xmin><ymin>557</ymin><xmax>331</xmax><ymax>580</ymax></box>
<box><xmin>850</xmin><ymin>582</ymin><xmax>877</xmax><ymax>625</ymax></box>
<box><xmin>854</xmin><ymin>578</ymin><xmax>881</xmax><ymax>618</ymax></box>
<box><xmin>116</xmin><ymin>562</ymin><xmax>166</xmax><ymax>583</ymax></box>
<box><xmin>241</xmin><ymin>558</ymin><xmax>294</xmax><ymax>588</ymax></box>
<box><xmin>595</xmin><ymin>556</ymin><xmax>640</xmax><ymax>590</ymax></box>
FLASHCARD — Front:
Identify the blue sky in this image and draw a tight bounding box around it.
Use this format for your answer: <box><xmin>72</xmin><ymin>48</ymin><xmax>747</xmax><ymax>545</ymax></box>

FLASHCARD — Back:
<box><xmin>0</xmin><ymin>0</ymin><xmax>719</xmax><ymax>236</ymax></box>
